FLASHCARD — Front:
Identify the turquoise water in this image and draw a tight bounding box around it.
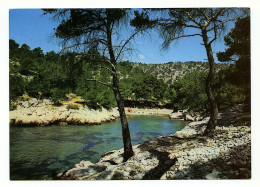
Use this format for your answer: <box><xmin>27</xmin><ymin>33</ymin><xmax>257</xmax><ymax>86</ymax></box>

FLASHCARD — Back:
<box><xmin>10</xmin><ymin>115</ymin><xmax>187</xmax><ymax>180</ymax></box>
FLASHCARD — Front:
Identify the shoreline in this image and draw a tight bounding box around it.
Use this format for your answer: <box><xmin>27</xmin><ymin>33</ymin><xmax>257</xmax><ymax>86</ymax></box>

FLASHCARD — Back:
<box><xmin>9</xmin><ymin>103</ymin><xmax>175</xmax><ymax>126</ymax></box>
<box><xmin>125</xmin><ymin>108</ymin><xmax>173</xmax><ymax>116</ymax></box>
<box><xmin>56</xmin><ymin>104</ymin><xmax>251</xmax><ymax>180</ymax></box>
<box><xmin>9</xmin><ymin>105</ymin><xmax>120</xmax><ymax>126</ymax></box>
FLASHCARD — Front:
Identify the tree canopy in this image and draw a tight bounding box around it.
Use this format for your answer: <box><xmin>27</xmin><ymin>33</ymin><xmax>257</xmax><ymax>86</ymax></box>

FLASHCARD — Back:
<box><xmin>216</xmin><ymin>16</ymin><xmax>250</xmax><ymax>111</ymax></box>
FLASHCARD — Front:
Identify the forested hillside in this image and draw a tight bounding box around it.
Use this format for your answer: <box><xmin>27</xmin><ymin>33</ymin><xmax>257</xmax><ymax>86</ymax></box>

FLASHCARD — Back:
<box><xmin>10</xmin><ymin>16</ymin><xmax>249</xmax><ymax>114</ymax></box>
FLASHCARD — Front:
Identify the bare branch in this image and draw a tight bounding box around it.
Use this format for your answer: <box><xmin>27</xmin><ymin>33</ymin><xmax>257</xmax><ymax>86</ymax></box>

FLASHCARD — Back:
<box><xmin>104</xmin><ymin>58</ymin><xmax>117</xmax><ymax>71</ymax></box>
<box><xmin>182</xmin><ymin>23</ymin><xmax>200</xmax><ymax>29</ymax></box>
<box><xmin>184</xmin><ymin>11</ymin><xmax>201</xmax><ymax>27</ymax></box>
<box><xmin>84</xmin><ymin>54</ymin><xmax>117</xmax><ymax>72</ymax></box>
<box><xmin>171</xmin><ymin>33</ymin><xmax>202</xmax><ymax>40</ymax></box>
<box><xmin>198</xmin><ymin>9</ymin><xmax>209</xmax><ymax>20</ymax></box>
<box><xmin>157</xmin><ymin>19</ymin><xmax>200</xmax><ymax>29</ymax></box>
<box><xmin>211</xmin><ymin>8</ymin><xmax>225</xmax><ymax>21</ymax></box>
<box><xmin>52</xmin><ymin>77</ymin><xmax>112</xmax><ymax>88</ymax></box>
<box><xmin>209</xmin><ymin>23</ymin><xmax>217</xmax><ymax>45</ymax></box>
<box><xmin>81</xmin><ymin>78</ymin><xmax>112</xmax><ymax>88</ymax></box>
<box><xmin>206</xmin><ymin>9</ymin><xmax>247</xmax><ymax>32</ymax></box>
<box><xmin>61</xmin><ymin>39</ymin><xmax>107</xmax><ymax>52</ymax></box>
<box><xmin>115</xmin><ymin>30</ymin><xmax>140</xmax><ymax>62</ymax></box>
<box><xmin>95</xmin><ymin>65</ymin><xmax>114</xmax><ymax>75</ymax></box>
<box><xmin>47</xmin><ymin>76</ymin><xmax>112</xmax><ymax>88</ymax></box>
<box><xmin>203</xmin><ymin>8</ymin><xmax>224</xmax><ymax>28</ymax></box>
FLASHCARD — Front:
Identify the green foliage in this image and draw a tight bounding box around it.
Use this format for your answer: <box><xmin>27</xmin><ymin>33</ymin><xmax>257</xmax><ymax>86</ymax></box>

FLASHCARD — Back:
<box><xmin>170</xmin><ymin>71</ymin><xmax>208</xmax><ymax>112</ymax></box>
<box><xmin>214</xmin><ymin>65</ymin><xmax>249</xmax><ymax>109</ymax></box>
<box><xmin>10</xmin><ymin>35</ymin><xmax>249</xmax><ymax>112</ymax></box>
<box><xmin>133</xmin><ymin>75</ymin><xmax>169</xmax><ymax>103</ymax></box>
<box><xmin>216</xmin><ymin>16</ymin><xmax>250</xmax><ymax>110</ymax></box>
<box><xmin>8</xmin><ymin>39</ymin><xmax>224</xmax><ymax>112</ymax></box>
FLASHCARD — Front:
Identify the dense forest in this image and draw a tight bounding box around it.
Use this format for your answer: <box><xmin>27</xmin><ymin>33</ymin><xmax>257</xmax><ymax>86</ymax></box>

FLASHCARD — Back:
<box><xmin>9</xmin><ymin>16</ymin><xmax>250</xmax><ymax>115</ymax></box>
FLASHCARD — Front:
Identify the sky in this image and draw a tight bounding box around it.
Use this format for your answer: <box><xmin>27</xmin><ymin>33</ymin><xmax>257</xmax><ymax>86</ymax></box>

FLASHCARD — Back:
<box><xmin>9</xmin><ymin>9</ymin><xmax>234</xmax><ymax>64</ymax></box>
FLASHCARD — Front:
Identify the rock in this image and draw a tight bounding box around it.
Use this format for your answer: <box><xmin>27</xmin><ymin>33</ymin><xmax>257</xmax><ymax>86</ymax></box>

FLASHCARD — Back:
<box><xmin>42</xmin><ymin>99</ymin><xmax>51</xmax><ymax>105</ymax></box>
<box><xmin>21</xmin><ymin>101</ymin><xmax>30</xmax><ymax>108</ymax></box>
<box><xmin>205</xmin><ymin>169</ymin><xmax>221</xmax><ymax>179</ymax></box>
<box><xmin>195</xmin><ymin>116</ymin><xmax>203</xmax><ymax>121</ymax></box>
<box><xmin>184</xmin><ymin>114</ymin><xmax>195</xmax><ymax>121</ymax></box>
<box><xmin>10</xmin><ymin>102</ymin><xmax>119</xmax><ymax>126</ymax></box>
<box><xmin>169</xmin><ymin>110</ymin><xmax>184</xmax><ymax>119</ymax></box>
<box><xmin>75</xmin><ymin>160</ymin><xmax>94</xmax><ymax>168</ymax></box>
<box><xmin>101</xmin><ymin>150</ymin><xmax>116</xmax><ymax>158</ymax></box>
<box><xmin>174</xmin><ymin>118</ymin><xmax>209</xmax><ymax>138</ymax></box>
<box><xmin>29</xmin><ymin>98</ymin><xmax>39</xmax><ymax>107</ymax></box>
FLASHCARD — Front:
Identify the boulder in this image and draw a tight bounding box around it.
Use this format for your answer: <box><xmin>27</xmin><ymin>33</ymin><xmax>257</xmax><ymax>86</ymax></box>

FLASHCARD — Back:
<box><xmin>174</xmin><ymin>117</ymin><xmax>209</xmax><ymax>138</ymax></box>
<box><xmin>169</xmin><ymin>111</ymin><xmax>184</xmax><ymax>119</ymax></box>
<box><xmin>184</xmin><ymin>114</ymin><xmax>195</xmax><ymax>121</ymax></box>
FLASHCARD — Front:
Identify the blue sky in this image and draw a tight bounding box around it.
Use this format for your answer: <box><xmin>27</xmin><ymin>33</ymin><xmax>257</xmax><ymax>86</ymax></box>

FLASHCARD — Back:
<box><xmin>9</xmin><ymin>9</ymin><xmax>234</xmax><ymax>64</ymax></box>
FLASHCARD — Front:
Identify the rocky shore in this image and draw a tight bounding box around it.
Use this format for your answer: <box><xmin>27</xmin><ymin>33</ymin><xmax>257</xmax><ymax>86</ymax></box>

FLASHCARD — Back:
<box><xmin>169</xmin><ymin>110</ymin><xmax>203</xmax><ymax>122</ymax></box>
<box><xmin>58</xmin><ymin>105</ymin><xmax>251</xmax><ymax>180</ymax></box>
<box><xmin>9</xmin><ymin>95</ymin><xmax>176</xmax><ymax>126</ymax></box>
<box><xmin>9</xmin><ymin>97</ymin><xmax>120</xmax><ymax>126</ymax></box>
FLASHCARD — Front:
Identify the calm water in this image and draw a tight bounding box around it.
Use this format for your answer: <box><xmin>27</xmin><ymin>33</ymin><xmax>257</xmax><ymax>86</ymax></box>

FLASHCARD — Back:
<box><xmin>10</xmin><ymin>115</ymin><xmax>187</xmax><ymax>180</ymax></box>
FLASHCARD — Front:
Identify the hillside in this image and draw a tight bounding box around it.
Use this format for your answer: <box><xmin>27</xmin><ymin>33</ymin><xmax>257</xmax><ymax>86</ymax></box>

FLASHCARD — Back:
<box><xmin>10</xmin><ymin>39</ymin><xmax>236</xmax><ymax>112</ymax></box>
<box><xmin>120</xmin><ymin>61</ymin><xmax>229</xmax><ymax>84</ymax></box>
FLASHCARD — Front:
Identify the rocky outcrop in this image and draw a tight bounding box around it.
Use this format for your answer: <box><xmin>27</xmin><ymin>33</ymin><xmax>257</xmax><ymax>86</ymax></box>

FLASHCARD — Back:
<box><xmin>173</xmin><ymin>117</ymin><xmax>210</xmax><ymax>138</ymax></box>
<box><xmin>10</xmin><ymin>99</ymin><xmax>120</xmax><ymax>126</ymax></box>
<box><xmin>169</xmin><ymin>110</ymin><xmax>203</xmax><ymax>122</ymax></box>
<box><xmin>58</xmin><ymin>106</ymin><xmax>251</xmax><ymax>180</ymax></box>
<box><xmin>169</xmin><ymin>110</ymin><xmax>184</xmax><ymax>119</ymax></box>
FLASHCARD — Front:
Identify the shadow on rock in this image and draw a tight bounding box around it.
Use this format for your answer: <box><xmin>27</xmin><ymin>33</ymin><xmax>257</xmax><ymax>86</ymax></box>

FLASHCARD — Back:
<box><xmin>142</xmin><ymin>150</ymin><xmax>177</xmax><ymax>180</ymax></box>
<box><xmin>167</xmin><ymin>144</ymin><xmax>251</xmax><ymax>179</ymax></box>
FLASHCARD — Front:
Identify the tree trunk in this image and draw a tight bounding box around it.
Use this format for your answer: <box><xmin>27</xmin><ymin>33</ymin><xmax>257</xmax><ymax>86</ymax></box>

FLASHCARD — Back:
<box><xmin>106</xmin><ymin>20</ymin><xmax>134</xmax><ymax>161</ymax></box>
<box><xmin>202</xmin><ymin>29</ymin><xmax>219</xmax><ymax>135</ymax></box>
<box><xmin>112</xmin><ymin>73</ymin><xmax>134</xmax><ymax>161</ymax></box>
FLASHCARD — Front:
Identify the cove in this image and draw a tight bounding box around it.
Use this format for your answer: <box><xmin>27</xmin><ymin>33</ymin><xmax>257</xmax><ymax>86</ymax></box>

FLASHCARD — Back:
<box><xmin>10</xmin><ymin>115</ymin><xmax>188</xmax><ymax>180</ymax></box>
